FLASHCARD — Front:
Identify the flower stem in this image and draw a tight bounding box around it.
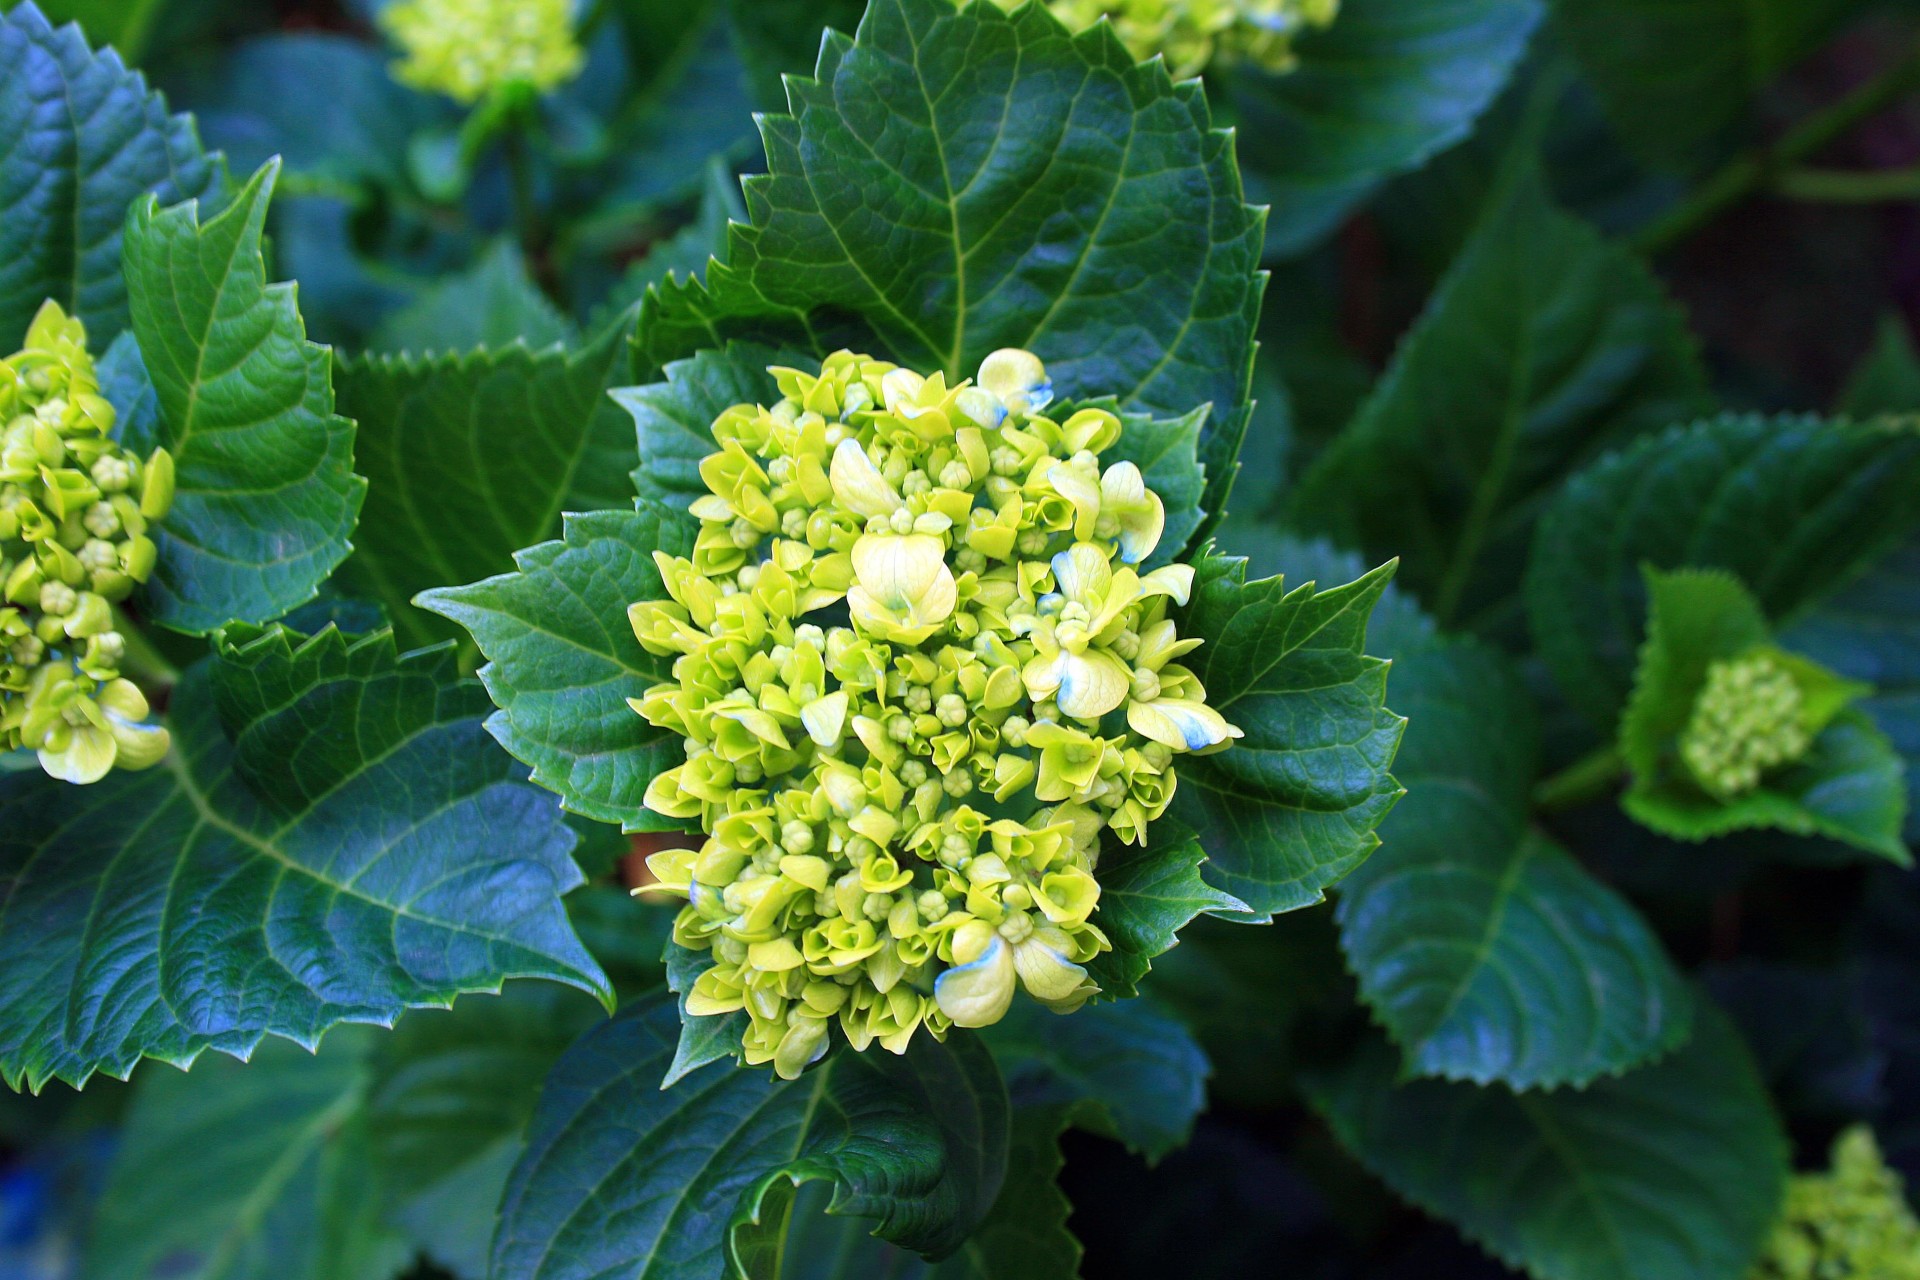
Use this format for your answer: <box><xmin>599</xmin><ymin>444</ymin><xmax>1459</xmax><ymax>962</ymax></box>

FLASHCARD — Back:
<box><xmin>1634</xmin><ymin>51</ymin><xmax>1920</xmax><ymax>255</ymax></box>
<box><xmin>111</xmin><ymin>607</ymin><xmax>179</xmax><ymax>696</ymax></box>
<box><xmin>1533</xmin><ymin>745</ymin><xmax>1625</xmax><ymax>813</ymax></box>
<box><xmin>1775</xmin><ymin>164</ymin><xmax>1920</xmax><ymax>202</ymax></box>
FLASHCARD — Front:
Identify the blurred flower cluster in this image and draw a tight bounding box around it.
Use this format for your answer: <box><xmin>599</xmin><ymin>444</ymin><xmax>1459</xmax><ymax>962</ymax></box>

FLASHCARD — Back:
<box><xmin>1752</xmin><ymin>1127</ymin><xmax>1920</xmax><ymax>1279</ymax></box>
<box><xmin>382</xmin><ymin>0</ymin><xmax>584</xmax><ymax>105</ymax></box>
<box><xmin>631</xmin><ymin>347</ymin><xmax>1238</xmax><ymax>1077</ymax></box>
<box><xmin>1</xmin><ymin>304</ymin><xmax>171</xmax><ymax>785</ymax></box>
<box><xmin>1002</xmin><ymin>0</ymin><xmax>1340</xmax><ymax>77</ymax></box>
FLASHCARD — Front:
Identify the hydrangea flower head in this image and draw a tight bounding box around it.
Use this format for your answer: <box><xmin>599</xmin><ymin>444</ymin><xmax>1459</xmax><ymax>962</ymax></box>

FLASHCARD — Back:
<box><xmin>1</xmin><ymin>302</ymin><xmax>173</xmax><ymax>783</ymax></box>
<box><xmin>631</xmin><ymin>348</ymin><xmax>1239</xmax><ymax>1077</ymax></box>
<box><xmin>383</xmin><ymin>0</ymin><xmax>584</xmax><ymax>105</ymax></box>
<box><xmin>1006</xmin><ymin>0</ymin><xmax>1340</xmax><ymax>78</ymax></box>
<box><xmin>1680</xmin><ymin>652</ymin><xmax>1812</xmax><ymax>798</ymax></box>
<box><xmin>1753</xmin><ymin>1126</ymin><xmax>1920</xmax><ymax>1279</ymax></box>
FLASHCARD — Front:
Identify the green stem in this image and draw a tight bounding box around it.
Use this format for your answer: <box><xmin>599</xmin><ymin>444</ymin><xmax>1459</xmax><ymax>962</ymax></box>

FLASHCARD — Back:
<box><xmin>1533</xmin><ymin>745</ymin><xmax>1625</xmax><ymax>813</ymax></box>
<box><xmin>1776</xmin><ymin>164</ymin><xmax>1920</xmax><ymax>202</ymax></box>
<box><xmin>1634</xmin><ymin>51</ymin><xmax>1920</xmax><ymax>255</ymax></box>
<box><xmin>111</xmin><ymin>607</ymin><xmax>179</xmax><ymax>694</ymax></box>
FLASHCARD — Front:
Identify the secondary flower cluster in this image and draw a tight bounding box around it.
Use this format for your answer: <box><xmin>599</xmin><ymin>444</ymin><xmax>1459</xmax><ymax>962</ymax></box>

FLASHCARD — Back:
<box><xmin>1680</xmin><ymin>652</ymin><xmax>1811</xmax><ymax>797</ymax></box>
<box><xmin>1753</xmin><ymin>1127</ymin><xmax>1920</xmax><ymax>1280</ymax></box>
<box><xmin>1000</xmin><ymin>0</ymin><xmax>1340</xmax><ymax>78</ymax></box>
<box><xmin>1</xmin><ymin>303</ymin><xmax>173</xmax><ymax>784</ymax></box>
<box><xmin>631</xmin><ymin>348</ymin><xmax>1238</xmax><ymax>1077</ymax></box>
<box><xmin>382</xmin><ymin>0</ymin><xmax>584</xmax><ymax>105</ymax></box>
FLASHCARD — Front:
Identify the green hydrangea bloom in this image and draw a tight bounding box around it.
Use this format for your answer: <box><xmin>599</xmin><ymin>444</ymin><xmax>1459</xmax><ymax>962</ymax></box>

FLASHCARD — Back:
<box><xmin>382</xmin><ymin>0</ymin><xmax>584</xmax><ymax>105</ymax></box>
<box><xmin>1000</xmin><ymin>0</ymin><xmax>1339</xmax><ymax>78</ymax></box>
<box><xmin>1</xmin><ymin>302</ymin><xmax>173</xmax><ymax>785</ymax></box>
<box><xmin>1753</xmin><ymin>1127</ymin><xmax>1920</xmax><ymax>1279</ymax></box>
<box><xmin>631</xmin><ymin>348</ymin><xmax>1240</xmax><ymax>1078</ymax></box>
<box><xmin>1680</xmin><ymin>652</ymin><xmax>1812</xmax><ymax>798</ymax></box>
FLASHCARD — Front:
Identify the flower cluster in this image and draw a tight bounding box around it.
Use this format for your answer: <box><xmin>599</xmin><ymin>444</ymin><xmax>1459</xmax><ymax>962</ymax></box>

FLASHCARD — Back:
<box><xmin>1</xmin><ymin>303</ymin><xmax>173</xmax><ymax>784</ymax></box>
<box><xmin>382</xmin><ymin>0</ymin><xmax>584</xmax><ymax>105</ymax></box>
<box><xmin>1680</xmin><ymin>652</ymin><xmax>1812</xmax><ymax>798</ymax></box>
<box><xmin>1753</xmin><ymin>1127</ymin><xmax>1920</xmax><ymax>1280</ymax></box>
<box><xmin>1000</xmin><ymin>0</ymin><xmax>1340</xmax><ymax>78</ymax></box>
<box><xmin>631</xmin><ymin>348</ymin><xmax>1238</xmax><ymax>1077</ymax></box>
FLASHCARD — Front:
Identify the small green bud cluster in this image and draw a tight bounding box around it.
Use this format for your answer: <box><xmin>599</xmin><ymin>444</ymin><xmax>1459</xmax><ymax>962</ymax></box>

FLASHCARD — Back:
<box><xmin>630</xmin><ymin>348</ymin><xmax>1239</xmax><ymax>1078</ymax></box>
<box><xmin>382</xmin><ymin>0</ymin><xmax>584</xmax><ymax>105</ymax></box>
<box><xmin>1752</xmin><ymin>1127</ymin><xmax>1920</xmax><ymax>1280</ymax></box>
<box><xmin>1680</xmin><ymin>652</ymin><xmax>1811</xmax><ymax>797</ymax></box>
<box><xmin>1006</xmin><ymin>0</ymin><xmax>1340</xmax><ymax>78</ymax></box>
<box><xmin>1</xmin><ymin>302</ymin><xmax>173</xmax><ymax>784</ymax></box>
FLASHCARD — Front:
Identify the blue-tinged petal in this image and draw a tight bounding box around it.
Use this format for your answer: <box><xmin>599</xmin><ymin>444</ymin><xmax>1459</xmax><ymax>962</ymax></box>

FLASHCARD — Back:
<box><xmin>934</xmin><ymin>932</ymin><xmax>1015</xmax><ymax>1027</ymax></box>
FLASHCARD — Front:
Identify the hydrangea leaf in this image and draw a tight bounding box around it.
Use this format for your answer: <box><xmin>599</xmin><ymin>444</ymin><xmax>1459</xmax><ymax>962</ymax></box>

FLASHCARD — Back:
<box><xmin>84</xmin><ymin>983</ymin><xmax>604</xmax><ymax>1280</ymax></box>
<box><xmin>1616</xmin><ymin>567</ymin><xmax>1908</xmax><ymax>862</ymax></box>
<box><xmin>1527</xmin><ymin>414</ymin><xmax>1920</xmax><ymax>730</ymax></box>
<box><xmin>779</xmin><ymin>1103</ymin><xmax>1081</xmax><ymax>1280</ymax></box>
<box><xmin>638</xmin><ymin>0</ymin><xmax>1264</xmax><ymax>522</ymax></box>
<box><xmin>1557</xmin><ymin>0</ymin><xmax>1867</xmax><ymax>169</ymax></box>
<box><xmin>366</xmin><ymin>241</ymin><xmax>575</xmax><ymax>356</ymax></box>
<box><xmin>588</xmin><ymin>160</ymin><xmax>742</xmax><ymax>335</ymax></box>
<box><xmin>1787</xmin><ymin>534</ymin><xmax>1920</xmax><ymax>846</ymax></box>
<box><xmin>662</xmin><ymin>937</ymin><xmax>750</xmax><ymax>1087</ymax></box>
<box><xmin>1308</xmin><ymin>1004</ymin><xmax>1789</xmax><ymax>1280</ymax></box>
<box><xmin>0</xmin><ymin>1</ymin><xmax>224</xmax><ymax>345</ymax></box>
<box><xmin>416</xmin><ymin>506</ymin><xmax>699</xmax><ymax>832</ymax></box>
<box><xmin>491</xmin><ymin>992</ymin><xmax>1009</xmax><ymax>1280</ymax></box>
<box><xmin>1224</xmin><ymin>0</ymin><xmax>1544</xmax><ymax>256</ymax></box>
<box><xmin>1338</xmin><ymin>639</ymin><xmax>1693</xmax><ymax>1088</ymax></box>
<box><xmin>0</xmin><ymin>625</ymin><xmax>609</xmax><ymax>1091</ymax></box>
<box><xmin>1290</xmin><ymin>159</ymin><xmax>1709</xmax><ymax>629</ymax></box>
<box><xmin>981</xmin><ymin>997</ymin><xmax>1208</xmax><ymax>1163</ymax></box>
<box><xmin>1082</xmin><ymin>823</ymin><xmax>1246</xmax><ymax>1001</ymax></box>
<box><xmin>1168</xmin><ymin>552</ymin><xmax>1406</xmax><ymax>921</ymax></box>
<box><xmin>1839</xmin><ymin>315</ymin><xmax>1920</xmax><ymax>418</ymax></box>
<box><xmin>616</xmin><ymin>341</ymin><xmax>790</xmax><ymax>508</ymax></box>
<box><xmin>83</xmin><ymin>1027</ymin><xmax>413</xmax><ymax>1280</ymax></box>
<box><xmin>332</xmin><ymin>325</ymin><xmax>639</xmax><ymax>649</ymax></box>
<box><xmin>122</xmin><ymin>160</ymin><xmax>367</xmax><ymax>634</ymax></box>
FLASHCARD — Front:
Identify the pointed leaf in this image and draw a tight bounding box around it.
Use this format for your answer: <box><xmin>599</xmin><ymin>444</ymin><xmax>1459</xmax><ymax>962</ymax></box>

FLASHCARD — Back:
<box><xmin>491</xmin><ymin>993</ymin><xmax>1009</xmax><ymax>1280</ymax></box>
<box><xmin>1308</xmin><ymin>1004</ymin><xmax>1789</xmax><ymax>1280</ymax></box>
<box><xmin>333</xmin><ymin>326</ymin><xmax>639</xmax><ymax>649</ymax></box>
<box><xmin>1839</xmin><ymin>314</ymin><xmax>1920</xmax><ymax>417</ymax></box>
<box><xmin>0</xmin><ymin>625</ymin><xmax>608</xmax><ymax>1091</ymax></box>
<box><xmin>416</xmin><ymin>506</ymin><xmax>699</xmax><ymax>832</ymax></box>
<box><xmin>122</xmin><ymin>161</ymin><xmax>366</xmax><ymax>634</ymax></box>
<box><xmin>0</xmin><ymin>1</ymin><xmax>224</xmax><ymax>344</ymax></box>
<box><xmin>1291</xmin><ymin>160</ymin><xmax>1709</xmax><ymax>628</ymax></box>
<box><xmin>1167</xmin><ymin>554</ymin><xmax>1406</xmax><ymax>920</ymax></box>
<box><xmin>1083</xmin><ymin>824</ymin><xmax>1245</xmax><ymax>1001</ymax></box>
<box><xmin>84</xmin><ymin>1028</ymin><xmax>412</xmax><ymax>1280</ymax></box>
<box><xmin>618</xmin><ymin>341</ymin><xmax>790</xmax><ymax>508</ymax></box>
<box><xmin>982</xmin><ymin>998</ymin><xmax>1207</xmax><ymax>1164</ymax></box>
<box><xmin>1526</xmin><ymin>414</ymin><xmax>1920</xmax><ymax>729</ymax></box>
<box><xmin>367</xmin><ymin>241</ymin><xmax>574</xmax><ymax>356</ymax></box>
<box><xmin>1225</xmin><ymin>0</ymin><xmax>1544</xmax><ymax>255</ymax></box>
<box><xmin>640</xmin><ymin>0</ymin><xmax>1265</xmax><ymax>521</ymax></box>
<box><xmin>1337</xmin><ymin>639</ymin><xmax>1693</xmax><ymax>1088</ymax></box>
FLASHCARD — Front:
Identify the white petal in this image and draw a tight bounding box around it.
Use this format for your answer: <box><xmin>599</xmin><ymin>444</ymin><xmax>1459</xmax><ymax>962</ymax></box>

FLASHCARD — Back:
<box><xmin>1012</xmin><ymin>936</ymin><xmax>1090</xmax><ymax>1003</ymax></box>
<box><xmin>801</xmin><ymin>691</ymin><xmax>849</xmax><ymax>746</ymax></box>
<box><xmin>1049</xmin><ymin>542</ymin><xmax>1111</xmax><ymax>606</ymax></box>
<box><xmin>1127</xmin><ymin>698</ymin><xmax>1241</xmax><ymax>752</ymax></box>
<box><xmin>853</xmin><ymin>534</ymin><xmax>947</xmax><ymax>609</ymax></box>
<box><xmin>934</xmin><ymin>935</ymin><xmax>1016</xmax><ymax>1027</ymax></box>
<box><xmin>1057</xmin><ymin>650</ymin><xmax>1131</xmax><ymax>719</ymax></box>
<box><xmin>1138</xmin><ymin>563</ymin><xmax>1194</xmax><ymax>606</ymax></box>
<box><xmin>829</xmin><ymin>438</ymin><xmax>902</xmax><ymax>518</ymax></box>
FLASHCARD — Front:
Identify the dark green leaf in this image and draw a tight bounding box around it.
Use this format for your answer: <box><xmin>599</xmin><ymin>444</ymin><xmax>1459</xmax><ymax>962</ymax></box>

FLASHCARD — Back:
<box><xmin>1225</xmin><ymin>0</ymin><xmax>1544</xmax><ymax>255</ymax></box>
<box><xmin>1168</xmin><ymin>553</ymin><xmax>1405</xmax><ymax>921</ymax></box>
<box><xmin>0</xmin><ymin>1</ymin><xmax>223</xmax><ymax>344</ymax></box>
<box><xmin>1084</xmin><ymin>824</ymin><xmax>1246</xmax><ymax>1000</ymax></box>
<box><xmin>1839</xmin><ymin>314</ymin><xmax>1920</xmax><ymax>417</ymax></box>
<box><xmin>1291</xmin><ymin>160</ymin><xmax>1709</xmax><ymax>629</ymax></box>
<box><xmin>1787</xmin><ymin>534</ymin><xmax>1920</xmax><ymax>844</ymax></box>
<box><xmin>491</xmin><ymin>993</ymin><xmax>1009</xmax><ymax>1280</ymax></box>
<box><xmin>123</xmin><ymin>161</ymin><xmax>366</xmax><ymax>634</ymax></box>
<box><xmin>367</xmin><ymin>241</ymin><xmax>574</xmax><ymax>357</ymax></box>
<box><xmin>0</xmin><ymin>625</ymin><xmax>609</xmax><ymax>1091</ymax></box>
<box><xmin>333</xmin><ymin>325</ymin><xmax>637</xmax><ymax>649</ymax></box>
<box><xmin>1337</xmin><ymin>639</ymin><xmax>1692</xmax><ymax>1087</ymax></box>
<box><xmin>416</xmin><ymin>506</ymin><xmax>698</xmax><ymax>832</ymax></box>
<box><xmin>1556</xmin><ymin>0</ymin><xmax>1867</xmax><ymax>169</ymax></box>
<box><xmin>190</xmin><ymin>32</ymin><xmax>442</xmax><ymax>190</ymax></box>
<box><xmin>662</xmin><ymin>937</ymin><xmax>749</xmax><ymax>1086</ymax></box>
<box><xmin>618</xmin><ymin>341</ymin><xmax>788</xmax><ymax>507</ymax></box>
<box><xmin>1308</xmin><ymin>1004</ymin><xmax>1788</xmax><ymax>1280</ymax></box>
<box><xmin>982</xmin><ymin>998</ymin><xmax>1207</xmax><ymax>1163</ymax></box>
<box><xmin>781</xmin><ymin>1104</ymin><xmax>1082</xmax><ymax>1280</ymax></box>
<box><xmin>641</xmin><ymin>0</ymin><xmax>1264</xmax><ymax>522</ymax></box>
<box><xmin>1212</xmin><ymin>531</ymin><xmax>1440</xmax><ymax>661</ymax></box>
<box><xmin>1526</xmin><ymin>414</ymin><xmax>1920</xmax><ymax>728</ymax></box>
<box><xmin>84</xmin><ymin>1028</ymin><xmax>413</xmax><ymax>1280</ymax></box>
